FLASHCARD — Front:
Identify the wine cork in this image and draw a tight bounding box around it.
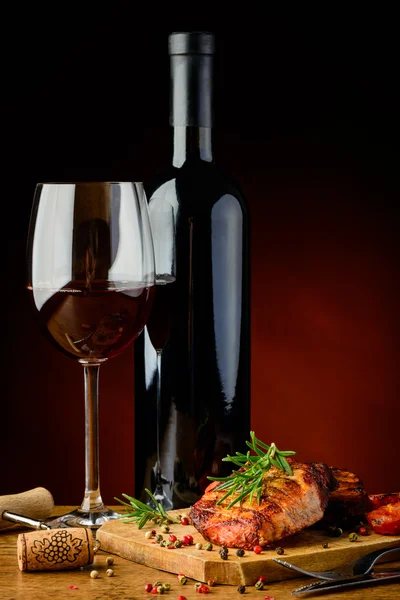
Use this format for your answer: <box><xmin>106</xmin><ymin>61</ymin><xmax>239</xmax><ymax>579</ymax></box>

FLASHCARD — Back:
<box><xmin>17</xmin><ymin>527</ymin><xmax>94</xmax><ymax>571</ymax></box>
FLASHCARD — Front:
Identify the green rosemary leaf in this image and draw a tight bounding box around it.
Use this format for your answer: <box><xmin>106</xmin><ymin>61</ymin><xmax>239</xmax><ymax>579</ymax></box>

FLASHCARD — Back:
<box><xmin>222</xmin><ymin>455</ymin><xmax>248</xmax><ymax>466</ymax></box>
<box><xmin>252</xmin><ymin>435</ymin><xmax>271</xmax><ymax>452</ymax></box>
<box><xmin>216</xmin><ymin>484</ymin><xmax>240</xmax><ymax>505</ymax></box>
<box><xmin>214</xmin><ymin>480</ymin><xmax>236</xmax><ymax>492</ymax></box>
<box><xmin>122</xmin><ymin>494</ymin><xmax>152</xmax><ymax>512</ymax></box>
<box><xmin>246</xmin><ymin>440</ymin><xmax>264</xmax><ymax>456</ymax></box>
<box><xmin>207</xmin><ymin>432</ymin><xmax>296</xmax><ymax>508</ymax></box>
<box><xmin>137</xmin><ymin>513</ymin><xmax>150</xmax><ymax>529</ymax></box>
<box><xmin>227</xmin><ymin>487</ymin><xmax>253</xmax><ymax>508</ymax></box>
<box><xmin>278</xmin><ymin>454</ymin><xmax>293</xmax><ymax>475</ymax></box>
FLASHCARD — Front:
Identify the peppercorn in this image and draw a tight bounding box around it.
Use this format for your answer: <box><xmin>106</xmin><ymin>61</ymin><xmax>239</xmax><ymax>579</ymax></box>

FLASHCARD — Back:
<box><xmin>106</xmin><ymin>568</ymin><xmax>114</xmax><ymax>577</ymax></box>
<box><xmin>145</xmin><ymin>531</ymin><xmax>153</xmax><ymax>539</ymax></box>
<box><xmin>160</xmin><ymin>540</ymin><xmax>167</xmax><ymax>547</ymax></box>
<box><xmin>181</xmin><ymin>535</ymin><xmax>191</xmax><ymax>546</ymax></box>
<box><xmin>181</xmin><ymin>517</ymin><xmax>189</xmax><ymax>525</ymax></box>
<box><xmin>205</xmin><ymin>542</ymin><xmax>213</xmax><ymax>551</ymax></box>
<box><xmin>194</xmin><ymin>582</ymin><xmax>202</xmax><ymax>591</ymax></box>
<box><xmin>174</xmin><ymin>539</ymin><xmax>183</xmax><ymax>548</ymax></box>
<box><xmin>258</xmin><ymin>575</ymin><xmax>268</xmax><ymax>584</ymax></box>
<box><xmin>219</xmin><ymin>550</ymin><xmax>228</xmax><ymax>560</ymax></box>
<box><xmin>236</xmin><ymin>548</ymin><xmax>245</xmax><ymax>557</ymax></box>
<box><xmin>161</xmin><ymin>525</ymin><xmax>170</xmax><ymax>533</ymax></box>
<box><xmin>198</xmin><ymin>584</ymin><xmax>210</xmax><ymax>594</ymax></box>
<box><xmin>177</xmin><ymin>597</ymin><xmax>187</xmax><ymax>600</ymax></box>
<box><xmin>253</xmin><ymin>545</ymin><xmax>262</xmax><ymax>554</ymax></box>
<box><xmin>326</xmin><ymin>525</ymin><xmax>343</xmax><ymax>538</ymax></box>
<box><xmin>322</xmin><ymin>542</ymin><xmax>329</xmax><ymax>548</ymax></box>
<box><xmin>256</xmin><ymin>580</ymin><xmax>265</xmax><ymax>590</ymax></box>
<box><xmin>155</xmin><ymin>534</ymin><xmax>163</xmax><ymax>543</ymax></box>
<box><xmin>219</xmin><ymin>546</ymin><xmax>229</xmax><ymax>558</ymax></box>
<box><xmin>276</xmin><ymin>546</ymin><xmax>284</xmax><ymax>555</ymax></box>
<box><xmin>177</xmin><ymin>574</ymin><xmax>187</xmax><ymax>585</ymax></box>
<box><xmin>106</xmin><ymin>556</ymin><xmax>114</xmax><ymax>566</ymax></box>
<box><xmin>237</xmin><ymin>584</ymin><xmax>246</xmax><ymax>594</ymax></box>
<box><xmin>349</xmin><ymin>532</ymin><xmax>358</xmax><ymax>542</ymax></box>
<box><xmin>153</xmin><ymin>581</ymin><xmax>163</xmax><ymax>587</ymax></box>
<box><xmin>169</xmin><ymin>534</ymin><xmax>177</xmax><ymax>543</ymax></box>
<box><xmin>207</xmin><ymin>579</ymin><xmax>215</xmax><ymax>587</ymax></box>
<box><xmin>156</xmin><ymin>585</ymin><xmax>165</xmax><ymax>594</ymax></box>
<box><xmin>90</xmin><ymin>570</ymin><xmax>99</xmax><ymax>579</ymax></box>
<box><xmin>162</xmin><ymin>583</ymin><xmax>171</xmax><ymax>591</ymax></box>
<box><xmin>145</xmin><ymin>583</ymin><xmax>153</xmax><ymax>592</ymax></box>
<box><xmin>359</xmin><ymin>526</ymin><xmax>368</xmax><ymax>536</ymax></box>
<box><xmin>196</xmin><ymin>542</ymin><xmax>203</xmax><ymax>550</ymax></box>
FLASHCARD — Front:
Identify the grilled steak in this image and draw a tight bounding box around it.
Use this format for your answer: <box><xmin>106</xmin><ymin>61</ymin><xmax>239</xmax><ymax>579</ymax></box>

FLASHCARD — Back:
<box><xmin>319</xmin><ymin>467</ymin><xmax>367</xmax><ymax>527</ymax></box>
<box><xmin>189</xmin><ymin>460</ymin><xmax>336</xmax><ymax>549</ymax></box>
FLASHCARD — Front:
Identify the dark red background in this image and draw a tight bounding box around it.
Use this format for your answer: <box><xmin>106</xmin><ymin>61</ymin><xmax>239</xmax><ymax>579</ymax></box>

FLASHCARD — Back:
<box><xmin>3</xmin><ymin>5</ymin><xmax>399</xmax><ymax>505</ymax></box>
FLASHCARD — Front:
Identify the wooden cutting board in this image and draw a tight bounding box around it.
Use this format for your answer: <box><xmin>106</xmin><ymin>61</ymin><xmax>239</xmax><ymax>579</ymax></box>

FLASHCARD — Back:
<box><xmin>96</xmin><ymin>509</ymin><xmax>400</xmax><ymax>585</ymax></box>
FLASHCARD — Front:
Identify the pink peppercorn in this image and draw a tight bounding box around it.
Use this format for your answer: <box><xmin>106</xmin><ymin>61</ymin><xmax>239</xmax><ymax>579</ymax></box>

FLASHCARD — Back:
<box><xmin>253</xmin><ymin>545</ymin><xmax>262</xmax><ymax>554</ymax></box>
<box><xmin>144</xmin><ymin>583</ymin><xmax>153</xmax><ymax>592</ymax></box>
<box><xmin>258</xmin><ymin>575</ymin><xmax>268</xmax><ymax>583</ymax></box>
<box><xmin>181</xmin><ymin>517</ymin><xmax>189</xmax><ymax>525</ymax></box>
<box><xmin>181</xmin><ymin>535</ymin><xmax>191</xmax><ymax>546</ymax></box>
<box><xmin>169</xmin><ymin>534</ymin><xmax>177</xmax><ymax>543</ymax></box>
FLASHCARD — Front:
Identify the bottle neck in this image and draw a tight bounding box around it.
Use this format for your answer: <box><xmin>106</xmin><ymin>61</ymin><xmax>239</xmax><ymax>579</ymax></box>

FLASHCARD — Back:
<box><xmin>169</xmin><ymin>53</ymin><xmax>214</xmax><ymax>167</ymax></box>
<box><xmin>172</xmin><ymin>126</ymin><xmax>213</xmax><ymax>167</ymax></box>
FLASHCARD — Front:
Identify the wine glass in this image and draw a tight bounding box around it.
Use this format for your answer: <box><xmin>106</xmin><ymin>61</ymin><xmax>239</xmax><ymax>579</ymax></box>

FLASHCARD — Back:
<box><xmin>145</xmin><ymin>190</ymin><xmax>177</xmax><ymax>509</ymax></box>
<box><xmin>26</xmin><ymin>182</ymin><xmax>155</xmax><ymax>528</ymax></box>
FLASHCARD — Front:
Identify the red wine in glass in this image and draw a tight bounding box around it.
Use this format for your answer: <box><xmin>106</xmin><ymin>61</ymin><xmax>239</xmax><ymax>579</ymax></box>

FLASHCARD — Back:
<box><xmin>28</xmin><ymin>281</ymin><xmax>154</xmax><ymax>361</ymax></box>
<box><xmin>146</xmin><ymin>276</ymin><xmax>176</xmax><ymax>352</ymax></box>
<box><xmin>145</xmin><ymin>275</ymin><xmax>176</xmax><ymax>509</ymax></box>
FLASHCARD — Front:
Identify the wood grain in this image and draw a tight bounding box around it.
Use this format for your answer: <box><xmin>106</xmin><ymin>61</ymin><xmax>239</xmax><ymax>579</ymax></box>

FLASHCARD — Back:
<box><xmin>0</xmin><ymin>507</ymin><xmax>399</xmax><ymax>600</ymax></box>
<box><xmin>96</xmin><ymin>508</ymin><xmax>400</xmax><ymax>586</ymax></box>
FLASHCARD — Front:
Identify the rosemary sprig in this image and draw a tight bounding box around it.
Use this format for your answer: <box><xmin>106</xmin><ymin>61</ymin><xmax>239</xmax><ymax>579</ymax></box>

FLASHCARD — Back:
<box><xmin>207</xmin><ymin>431</ymin><xmax>296</xmax><ymax>508</ymax></box>
<box><xmin>114</xmin><ymin>488</ymin><xmax>180</xmax><ymax>529</ymax></box>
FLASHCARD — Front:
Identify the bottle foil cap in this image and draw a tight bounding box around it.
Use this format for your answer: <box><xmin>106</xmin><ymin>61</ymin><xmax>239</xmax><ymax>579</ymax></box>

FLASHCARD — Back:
<box><xmin>168</xmin><ymin>31</ymin><xmax>215</xmax><ymax>55</ymax></box>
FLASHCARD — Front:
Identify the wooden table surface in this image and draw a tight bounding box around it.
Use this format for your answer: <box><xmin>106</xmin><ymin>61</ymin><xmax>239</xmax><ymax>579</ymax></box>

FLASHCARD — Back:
<box><xmin>0</xmin><ymin>507</ymin><xmax>399</xmax><ymax>600</ymax></box>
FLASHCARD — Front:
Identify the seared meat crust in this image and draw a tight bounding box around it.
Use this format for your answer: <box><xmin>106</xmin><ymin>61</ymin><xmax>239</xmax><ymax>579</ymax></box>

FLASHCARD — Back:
<box><xmin>189</xmin><ymin>460</ymin><xmax>336</xmax><ymax>549</ymax></box>
<box><xmin>320</xmin><ymin>467</ymin><xmax>367</xmax><ymax>527</ymax></box>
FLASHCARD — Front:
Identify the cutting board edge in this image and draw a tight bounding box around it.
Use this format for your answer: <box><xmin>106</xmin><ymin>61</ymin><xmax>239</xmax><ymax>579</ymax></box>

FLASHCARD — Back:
<box><xmin>96</xmin><ymin>519</ymin><xmax>400</xmax><ymax>586</ymax></box>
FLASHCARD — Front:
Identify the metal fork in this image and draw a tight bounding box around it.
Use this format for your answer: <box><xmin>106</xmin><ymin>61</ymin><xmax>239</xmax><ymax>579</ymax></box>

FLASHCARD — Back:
<box><xmin>273</xmin><ymin>544</ymin><xmax>400</xmax><ymax>581</ymax></box>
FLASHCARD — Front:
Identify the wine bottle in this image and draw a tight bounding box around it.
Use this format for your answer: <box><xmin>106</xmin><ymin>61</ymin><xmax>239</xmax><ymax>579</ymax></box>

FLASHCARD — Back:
<box><xmin>134</xmin><ymin>31</ymin><xmax>251</xmax><ymax>509</ymax></box>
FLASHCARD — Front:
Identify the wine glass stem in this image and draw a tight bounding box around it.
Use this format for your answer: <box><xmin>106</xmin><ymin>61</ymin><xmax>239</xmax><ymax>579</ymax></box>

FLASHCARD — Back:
<box><xmin>155</xmin><ymin>350</ymin><xmax>162</xmax><ymax>488</ymax></box>
<box><xmin>81</xmin><ymin>362</ymin><xmax>105</xmax><ymax>512</ymax></box>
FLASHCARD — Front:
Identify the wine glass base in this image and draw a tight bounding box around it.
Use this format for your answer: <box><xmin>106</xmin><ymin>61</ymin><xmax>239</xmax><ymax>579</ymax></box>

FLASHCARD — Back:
<box><xmin>48</xmin><ymin>508</ymin><xmax>121</xmax><ymax>530</ymax></box>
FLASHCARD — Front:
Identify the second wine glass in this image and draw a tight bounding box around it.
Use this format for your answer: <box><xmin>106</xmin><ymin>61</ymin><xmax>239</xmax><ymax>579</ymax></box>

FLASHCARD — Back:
<box><xmin>145</xmin><ymin>192</ymin><xmax>177</xmax><ymax>509</ymax></box>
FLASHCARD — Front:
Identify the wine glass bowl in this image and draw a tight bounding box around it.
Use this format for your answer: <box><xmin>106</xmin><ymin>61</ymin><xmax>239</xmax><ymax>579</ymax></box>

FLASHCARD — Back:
<box><xmin>26</xmin><ymin>182</ymin><xmax>155</xmax><ymax>528</ymax></box>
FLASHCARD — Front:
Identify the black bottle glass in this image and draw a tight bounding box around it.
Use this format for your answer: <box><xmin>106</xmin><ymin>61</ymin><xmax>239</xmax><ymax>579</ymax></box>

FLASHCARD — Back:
<box><xmin>134</xmin><ymin>31</ymin><xmax>251</xmax><ymax>508</ymax></box>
